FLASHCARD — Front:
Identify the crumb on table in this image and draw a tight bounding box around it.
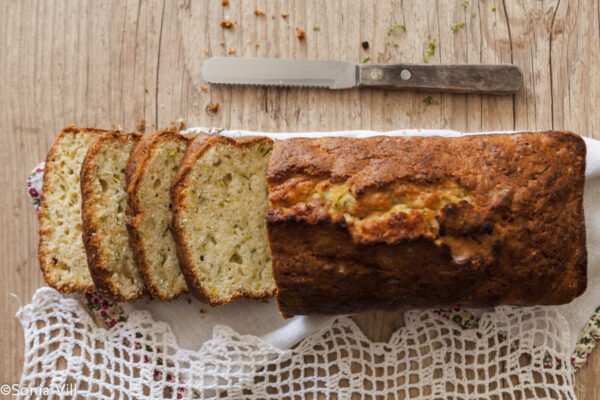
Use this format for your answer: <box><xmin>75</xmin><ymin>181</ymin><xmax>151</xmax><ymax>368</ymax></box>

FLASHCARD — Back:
<box><xmin>200</xmin><ymin>84</ymin><xmax>207</xmax><ymax>91</ymax></box>
<box><xmin>207</xmin><ymin>103</ymin><xmax>219</xmax><ymax>113</ymax></box>
<box><xmin>222</xmin><ymin>0</ymin><xmax>229</xmax><ymax>5</ymax></box>
<box><xmin>136</xmin><ymin>117</ymin><xmax>145</xmax><ymax>133</ymax></box>
<box><xmin>221</xmin><ymin>20</ymin><xmax>233</xmax><ymax>29</ymax></box>
<box><xmin>227</xmin><ymin>48</ymin><xmax>236</xmax><ymax>55</ymax></box>
<box><xmin>254</xmin><ymin>9</ymin><xmax>265</xmax><ymax>16</ymax></box>
<box><xmin>281</xmin><ymin>13</ymin><xmax>289</xmax><ymax>18</ymax></box>
<box><xmin>296</xmin><ymin>27</ymin><xmax>305</xmax><ymax>40</ymax></box>
<box><xmin>199</xmin><ymin>309</ymin><xmax>207</xmax><ymax>314</ymax></box>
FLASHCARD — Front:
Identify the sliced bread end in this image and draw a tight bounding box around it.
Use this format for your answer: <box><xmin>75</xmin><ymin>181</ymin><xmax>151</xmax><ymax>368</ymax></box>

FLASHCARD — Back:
<box><xmin>38</xmin><ymin>126</ymin><xmax>107</xmax><ymax>293</ymax></box>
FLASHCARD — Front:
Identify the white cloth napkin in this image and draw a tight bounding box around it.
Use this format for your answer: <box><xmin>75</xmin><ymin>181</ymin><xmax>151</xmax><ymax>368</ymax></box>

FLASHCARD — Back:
<box><xmin>123</xmin><ymin>129</ymin><xmax>600</xmax><ymax>353</ymax></box>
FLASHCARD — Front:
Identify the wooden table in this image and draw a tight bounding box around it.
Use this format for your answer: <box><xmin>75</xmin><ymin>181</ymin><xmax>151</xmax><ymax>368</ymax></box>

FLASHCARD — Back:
<box><xmin>1</xmin><ymin>0</ymin><xmax>598</xmax><ymax>397</ymax></box>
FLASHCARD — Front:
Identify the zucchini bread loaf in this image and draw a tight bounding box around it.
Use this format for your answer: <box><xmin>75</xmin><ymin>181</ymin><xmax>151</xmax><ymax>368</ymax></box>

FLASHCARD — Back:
<box><xmin>267</xmin><ymin>131</ymin><xmax>587</xmax><ymax>317</ymax></box>
<box><xmin>81</xmin><ymin>130</ymin><xmax>144</xmax><ymax>301</ymax></box>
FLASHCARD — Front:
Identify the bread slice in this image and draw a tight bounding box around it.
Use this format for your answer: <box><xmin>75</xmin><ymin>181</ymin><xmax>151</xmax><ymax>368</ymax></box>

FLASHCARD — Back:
<box><xmin>38</xmin><ymin>126</ymin><xmax>107</xmax><ymax>292</ymax></box>
<box><xmin>126</xmin><ymin>129</ymin><xmax>198</xmax><ymax>300</ymax></box>
<box><xmin>81</xmin><ymin>130</ymin><xmax>144</xmax><ymax>301</ymax></box>
<box><xmin>171</xmin><ymin>135</ymin><xmax>276</xmax><ymax>305</ymax></box>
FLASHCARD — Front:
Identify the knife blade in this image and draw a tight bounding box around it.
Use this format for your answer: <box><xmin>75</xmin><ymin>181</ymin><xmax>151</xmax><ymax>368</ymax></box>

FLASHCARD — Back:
<box><xmin>203</xmin><ymin>57</ymin><xmax>523</xmax><ymax>94</ymax></box>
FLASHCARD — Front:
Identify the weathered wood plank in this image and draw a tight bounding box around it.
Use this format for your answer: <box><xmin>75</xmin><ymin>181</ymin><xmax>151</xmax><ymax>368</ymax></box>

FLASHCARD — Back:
<box><xmin>0</xmin><ymin>1</ymin><xmax>599</xmax><ymax>398</ymax></box>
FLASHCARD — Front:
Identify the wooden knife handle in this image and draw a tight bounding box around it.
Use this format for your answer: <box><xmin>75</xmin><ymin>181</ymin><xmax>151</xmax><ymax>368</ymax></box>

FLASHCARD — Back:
<box><xmin>358</xmin><ymin>64</ymin><xmax>523</xmax><ymax>94</ymax></box>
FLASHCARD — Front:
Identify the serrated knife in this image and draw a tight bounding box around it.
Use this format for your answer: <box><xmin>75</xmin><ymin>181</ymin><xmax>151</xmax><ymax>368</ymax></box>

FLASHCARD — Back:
<box><xmin>203</xmin><ymin>57</ymin><xmax>523</xmax><ymax>94</ymax></box>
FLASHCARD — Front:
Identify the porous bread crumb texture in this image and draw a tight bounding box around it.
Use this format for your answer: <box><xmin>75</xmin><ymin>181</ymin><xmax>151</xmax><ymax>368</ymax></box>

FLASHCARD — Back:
<box><xmin>38</xmin><ymin>128</ymin><xmax>100</xmax><ymax>292</ymax></box>
<box><xmin>82</xmin><ymin>132</ymin><xmax>144</xmax><ymax>301</ymax></box>
<box><xmin>129</xmin><ymin>134</ymin><xmax>189</xmax><ymax>300</ymax></box>
<box><xmin>174</xmin><ymin>138</ymin><xmax>275</xmax><ymax>304</ymax></box>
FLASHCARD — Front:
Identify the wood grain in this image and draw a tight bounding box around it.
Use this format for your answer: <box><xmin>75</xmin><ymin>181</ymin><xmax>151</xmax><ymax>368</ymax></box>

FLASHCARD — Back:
<box><xmin>0</xmin><ymin>0</ymin><xmax>598</xmax><ymax>398</ymax></box>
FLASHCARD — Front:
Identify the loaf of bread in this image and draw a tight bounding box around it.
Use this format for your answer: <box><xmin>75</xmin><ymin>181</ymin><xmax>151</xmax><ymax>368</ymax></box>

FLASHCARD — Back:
<box><xmin>38</xmin><ymin>127</ymin><xmax>106</xmax><ymax>292</ymax></box>
<box><xmin>267</xmin><ymin>131</ymin><xmax>587</xmax><ymax>317</ymax></box>
<box><xmin>126</xmin><ymin>129</ymin><xmax>194</xmax><ymax>300</ymax></box>
<box><xmin>81</xmin><ymin>130</ymin><xmax>144</xmax><ymax>301</ymax></box>
<box><xmin>172</xmin><ymin>135</ymin><xmax>276</xmax><ymax>305</ymax></box>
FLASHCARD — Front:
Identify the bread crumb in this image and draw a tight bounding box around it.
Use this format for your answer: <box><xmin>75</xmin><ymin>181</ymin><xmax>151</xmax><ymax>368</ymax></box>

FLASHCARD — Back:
<box><xmin>204</xmin><ymin>49</ymin><xmax>209</xmax><ymax>55</ymax></box>
<box><xmin>222</xmin><ymin>0</ymin><xmax>229</xmax><ymax>5</ymax></box>
<box><xmin>228</xmin><ymin>48</ymin><xmax>236</xmax><ymax>55</ymax></box>
<box><xmin>136</xmin><ymin>118</ymin><xmax>145</xmax><ymax>133</ymax></box>
<box><xmin>144</xmin><ymin>87</ymin><xmax>148</xmax><ymax>93</ymax></box>
<box><xmin>221</xmin><ymin>20</ymin><xmax>234</xmax><ymax>28</ymax></box>
<box><xmin>219</xmin><ymin>41</ymin><xmax>225</xmax><ymax>46</ymax></box>
<box><xmin>361</xmin><ymin>41</ymin><xmax>369</xmax><ymax>49</ymax></box>
<box><xmin>255</xmin><ymin>43</ymin><xmax>260</xmax><ymax>48</ymax></box>
<box><xmin>207</xmin><ymin>103</ymin><xmax>219</xmax><ymax>113</ymax></box>
<box><xmin>254</xmin><ymin>9</ymin><xmax>265</xmax><ymax>16</ymax></box>
<box><xmin>199</xmin><ymin>309</ymin><xmax>207</xmax><ymax>314</ymax></box>
<box><xmin>186</xmin><ymin>298</ymin><xmax>192</xmax><ymax>304</ymax></box>
<box><xmin>200</xmin><ymin>84</ymin><xmax>207</xmax><ymax>91</ymax></box>
<box><xmin>281</xmin><ymin>13</ymin><xmax>289</xmax><ymax>18</ymax></box>
<box><xmin>296</xmin><ymin>27</ymin><xmax>305</xmax><ymax>40</ymax></box>
<box><xmin>177</xmin><ymin>119</ymin><xmax>186</xmax><ymax>131</ymax></box>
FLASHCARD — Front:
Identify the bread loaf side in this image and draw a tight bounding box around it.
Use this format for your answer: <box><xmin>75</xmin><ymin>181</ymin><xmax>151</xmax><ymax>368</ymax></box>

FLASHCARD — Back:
<box><xmin>267</xmin><ymin>131</ymin><xmax>587</xmax><ymax>317</ymax></box>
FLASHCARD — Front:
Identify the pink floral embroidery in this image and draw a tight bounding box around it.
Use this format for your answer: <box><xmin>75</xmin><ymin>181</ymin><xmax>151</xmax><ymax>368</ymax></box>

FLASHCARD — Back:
<box><xmin>26</xmin><ymin>162</ymin><xmax>44</xmax><ymax>210</ymax></box>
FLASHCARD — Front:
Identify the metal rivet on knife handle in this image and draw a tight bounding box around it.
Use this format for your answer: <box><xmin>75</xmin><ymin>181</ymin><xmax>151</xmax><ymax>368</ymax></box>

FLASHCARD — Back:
<box><xmin>400</xmin><ymin>69</ymin><xmax>411</xmax><ymax>80</ymax></box>
<box><xmin>369</xmin><ymin>68</ymin><xmax>383</xmax><ymax>81</ymax></box>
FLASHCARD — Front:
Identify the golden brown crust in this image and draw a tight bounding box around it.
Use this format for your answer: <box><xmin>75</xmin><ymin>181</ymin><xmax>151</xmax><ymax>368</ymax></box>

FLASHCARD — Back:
<box><xmin>81</xmin><ymin>130</ymin><xmax>143</xmax><ymax>302</ymax></box>
<box><xmin>125</xmin><ymin>129</ymin><xmax>194</xmax><ymax>301</ymax></box>
<box><xmin>268</xmin><ymin>131</ymin><xmax>587</xmax><ymax>317</ymax></box>
<box><xmin>38</xmin><ymin>126</ymin><xmax>107</xmax><ymax>293</ymax></box>
<box><xmin>171</xmin><ymin>134</ymin><xmax>275</xmax><ymax>305</ymax></box>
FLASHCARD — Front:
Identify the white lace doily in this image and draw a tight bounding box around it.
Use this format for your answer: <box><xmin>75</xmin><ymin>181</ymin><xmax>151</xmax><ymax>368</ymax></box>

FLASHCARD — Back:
<box><xmin>16</xmin><ymin>287</ymin><xmax>575</xmax><ymax>399</ymax></box>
